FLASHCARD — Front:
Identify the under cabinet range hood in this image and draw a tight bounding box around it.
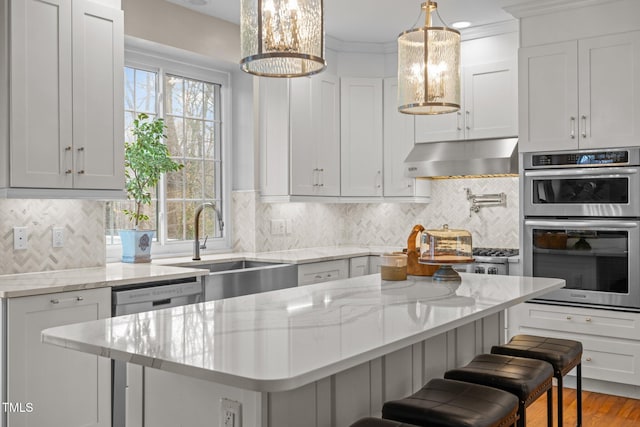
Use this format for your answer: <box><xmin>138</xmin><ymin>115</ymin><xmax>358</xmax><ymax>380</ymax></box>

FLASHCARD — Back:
<box><xmin>404</xmin><ymin>137</ymin><xmax>519</xmax><ymax>178</ymax></box>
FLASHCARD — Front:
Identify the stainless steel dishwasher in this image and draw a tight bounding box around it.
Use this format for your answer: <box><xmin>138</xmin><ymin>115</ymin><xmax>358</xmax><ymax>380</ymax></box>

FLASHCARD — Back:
<box><xmin>111</xmin><ymin>276</ymin><xmax>203</xmax><ymax>427</ymax></box>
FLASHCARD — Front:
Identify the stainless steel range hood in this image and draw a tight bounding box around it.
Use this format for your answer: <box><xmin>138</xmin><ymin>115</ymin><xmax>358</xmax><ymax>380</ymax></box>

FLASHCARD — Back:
<box><xmin>404</xmin><ymin>137</ymin><xmax>519</xmax><ymax>178</ymax></box>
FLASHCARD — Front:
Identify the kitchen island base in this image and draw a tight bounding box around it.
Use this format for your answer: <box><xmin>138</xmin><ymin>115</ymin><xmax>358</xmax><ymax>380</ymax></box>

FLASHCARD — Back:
<box><xmin>141</xmin><ymin>313</ymin><xmax>503</xmax><ymax>427</ymax></box>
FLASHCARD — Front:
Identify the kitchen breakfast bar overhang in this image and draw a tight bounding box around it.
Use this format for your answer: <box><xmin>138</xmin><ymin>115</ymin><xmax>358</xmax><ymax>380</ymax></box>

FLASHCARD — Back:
<box><xmin>42</xmin><ymin>273</ymin><xmax>564</xmax><ymax>427</ymax></box>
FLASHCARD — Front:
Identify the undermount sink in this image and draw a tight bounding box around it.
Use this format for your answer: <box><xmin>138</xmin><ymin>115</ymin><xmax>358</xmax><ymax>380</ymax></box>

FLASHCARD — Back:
<box><xmin>194</xmin><ymin>260</ymin><xmax>298</xmax><ymax>301</ymax></box>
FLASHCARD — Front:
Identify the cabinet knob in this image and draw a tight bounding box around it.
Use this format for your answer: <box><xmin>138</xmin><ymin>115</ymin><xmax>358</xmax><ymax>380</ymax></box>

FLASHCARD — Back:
<box><xmin>65</xmin><ymin>146</ymin><xmax>72</xmax><ymax>151</ymax></box>
<box><xmin>77</xmin><ymin>170</ymin><xmax>85</xmax><ymax>174</ymax></box>
<box><xmin>566</xmin><ymin>316</ymin><xmax>572</xmax><ymax>320</ymax></box>
<box><xmin>585</xmin><ymin>357</ymin><xmax>592</xmax><ymax>362</ymax></box>
<box><xmin>585</xmin><ymin>317</ymin><xmax>592</xmax><ymax>322</ymax></box>
<box><xmin>65</xmin><ymin>169</ymin><xmax>73</xmax><ymax>174</ymax></box>
<box><xmin>77</xmin><ymin>146</ymin><xmax>85</xmax><ymax>151</ymax></box>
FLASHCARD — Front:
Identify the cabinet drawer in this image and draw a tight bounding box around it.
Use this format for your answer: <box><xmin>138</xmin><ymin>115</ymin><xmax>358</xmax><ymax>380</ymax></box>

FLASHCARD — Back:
<box><xmin>298</xmin><ymin>259</ymin><xmax>349</xmax><ymax>286</ymax></box>
<box><xmin>512</xmin><ymin>326</ymin><xmax>640</xmax><ymax>386</ymax></box>
<box><xmin>349</xmin><ymin>256</ymin><xmax>369</xmax><ymax>278</ymax></box>
<box><xmin>510</xmin><ymin>303</ymin><xmax>640</xmax><ymax>340</ymax></box>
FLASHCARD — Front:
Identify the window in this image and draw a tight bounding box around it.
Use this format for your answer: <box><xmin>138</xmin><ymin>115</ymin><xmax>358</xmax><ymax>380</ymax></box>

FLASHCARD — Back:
<box><xmin>106</xmin><ymin>51</ymin><xmax>228</xmax><ymax>257</ymax></box>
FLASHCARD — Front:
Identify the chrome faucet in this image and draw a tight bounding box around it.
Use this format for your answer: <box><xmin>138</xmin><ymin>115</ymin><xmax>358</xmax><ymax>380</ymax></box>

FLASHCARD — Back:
<box><xmin>193</xmin><ymin>202</ymin><xmax>224</xmax><ymax>260</ymax></box>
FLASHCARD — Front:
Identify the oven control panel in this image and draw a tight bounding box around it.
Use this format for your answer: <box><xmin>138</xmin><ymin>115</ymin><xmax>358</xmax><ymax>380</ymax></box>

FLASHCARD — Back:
<box><xmin>531</xmin><ymin>150</ymin><xmax>630</xmax><ymax>168</ymax></box>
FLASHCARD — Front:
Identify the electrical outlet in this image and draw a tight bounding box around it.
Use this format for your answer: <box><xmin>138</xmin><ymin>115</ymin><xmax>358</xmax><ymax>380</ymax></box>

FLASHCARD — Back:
<box><xmin>13</xmin><ymin>227</ymin><xmax>28</xmax><ymax>250</ymax></box>
<box><xmin>270</xmin><ymin>219</ymin><xmax>285</xmax><ymax>235</ymax></box>
<box><xmin>219</xmin><ymin>398</ymin><xmax>241</xmax><ymax>427</ymax></box>
<box><xmin>52</xmin><ymin>227</ymin><xmax>64</xmax><ymax>248</ymax></box>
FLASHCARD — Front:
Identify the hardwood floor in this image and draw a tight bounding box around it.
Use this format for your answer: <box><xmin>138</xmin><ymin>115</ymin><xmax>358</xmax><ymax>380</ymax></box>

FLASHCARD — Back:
<box><xmin>527</xmin><ymin>387</ymin><xmax>640</xmax><ymax>426</ymax></box>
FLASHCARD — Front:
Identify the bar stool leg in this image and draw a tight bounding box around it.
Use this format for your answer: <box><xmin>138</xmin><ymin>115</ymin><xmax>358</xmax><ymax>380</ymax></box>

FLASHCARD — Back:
<box><xmin>517</xmin><ymin>402</ymin><xmax>526</xmax><ymax>427</ymax></box>
<box><xmin>557</xmin><ymin>374</ymin><xmax>564</xmax><ymax>427</ymax></box>
<box><xmin>547</xmin><ymin>388</ymin><xmax>553</xmax><ymax>427</ymax></box>
<box><xmin>577</xmin><ymin>363</ymin><xmax>582</xmax><ymax>427</ymax></box>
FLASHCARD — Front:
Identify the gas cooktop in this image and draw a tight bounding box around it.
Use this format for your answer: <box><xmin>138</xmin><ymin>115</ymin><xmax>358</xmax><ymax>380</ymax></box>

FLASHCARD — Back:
<box><xmin>473</xmin><ymin>248</ymin><xmax>519</xmax><ymax>258</ymax></box>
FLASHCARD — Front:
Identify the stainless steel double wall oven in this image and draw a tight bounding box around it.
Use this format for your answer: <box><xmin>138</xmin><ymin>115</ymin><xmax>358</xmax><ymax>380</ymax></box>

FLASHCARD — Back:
<box><xmin>522</xmin><ymin>148</ymin><xmax>640</xmax><ymax>310</ymax></box>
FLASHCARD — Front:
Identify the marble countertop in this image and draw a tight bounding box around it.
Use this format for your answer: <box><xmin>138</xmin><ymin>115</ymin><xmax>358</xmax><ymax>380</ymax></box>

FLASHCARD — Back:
<box><xmin>42</xmin><ymin>273</ymin><xmax>564</xmax><ymax>392</ymax></box>
<box><xmin>0</xmin><ymin>264</ymin><xmax>209</xmax><ymax>298</ymax></box>
<box><xmin>0</xmin><ymin>246</ymin><xmax>399</xmax><ymax>298</ymax></box>
<box><xmin>154</xmin><ymin>245</ymin><xmax>399</xmax><ymax>267</ymax></box>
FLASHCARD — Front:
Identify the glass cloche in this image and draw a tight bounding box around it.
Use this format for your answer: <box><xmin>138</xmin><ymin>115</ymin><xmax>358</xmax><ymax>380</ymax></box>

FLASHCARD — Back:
<box><xmin>419</xmin><ymin>224</ymin><xmax>474</xmax><ymax>281</ymax></box>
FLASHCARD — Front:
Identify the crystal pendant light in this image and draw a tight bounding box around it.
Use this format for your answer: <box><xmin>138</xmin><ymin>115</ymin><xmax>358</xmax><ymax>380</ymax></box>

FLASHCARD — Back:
<box><xmin>397</xmin><ymin>1</ymin><xmax>460</xmax><ymax>114</ymax></box>
<box><xmin>240</xmin><ymin>0</ymin><xmax>326</xmax><ymax>77</ymax></box>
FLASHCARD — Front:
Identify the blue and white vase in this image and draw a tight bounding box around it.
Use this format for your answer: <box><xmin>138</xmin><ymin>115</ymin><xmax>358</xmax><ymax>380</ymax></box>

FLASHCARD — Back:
<box><xmin>118</xmin><ymin>230</ymin><xmax>155</xmax><ymax>263</ymax></box>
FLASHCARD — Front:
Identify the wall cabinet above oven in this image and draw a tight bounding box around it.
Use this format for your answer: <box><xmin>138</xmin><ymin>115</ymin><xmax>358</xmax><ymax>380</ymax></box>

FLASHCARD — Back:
<box><xmin>519</xmin><ymin>31</ymin><xmax>640</xmax><ymax>152</ymax></box>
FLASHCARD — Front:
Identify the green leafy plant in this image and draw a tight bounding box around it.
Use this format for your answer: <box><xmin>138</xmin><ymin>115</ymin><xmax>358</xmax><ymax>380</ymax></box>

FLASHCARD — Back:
<box><xmin>123</xmin><ymin>113</ymin><xmax>183</xmax><ymax>228</ymax></box>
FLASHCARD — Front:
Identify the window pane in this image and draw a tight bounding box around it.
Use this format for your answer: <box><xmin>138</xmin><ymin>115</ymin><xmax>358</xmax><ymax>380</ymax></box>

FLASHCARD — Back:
<box><xmin>204</xmin><ymin>84</ymin><xmax>216</xmax><ymax>120</ymax></box>
<box><xmin>165</xmin><ymin>116</ymin><xmax>184</xmax><ymax>157</ymax></box>
<box><xmin>166</xmin><ymin>201</ymin><xmax>185</xmax><ymax>241</ymax></box>
<box><xmin>185</xmin><ymin>79</ymin><xmax>204</xmax><ymax>118</ymax></box>
<box><xmin>203</xmin><ymin>121</ymin><xmax>218</xmax><ymax>159</ymax></box>
<box><xmin>204</xmin><ymin>161</ymin><xmax>216</xmax><ymax>200</ymax></box>
<box><xmin>124</xmin><ymin>111</ymin><xmax>136</xmax><ymax>143</ymax></box>
<box><xmin>184</xmin><ymin>119</ymin><xmax>203</xmax><ymax>158</ymax></box>
<box><xmin>135</xmin><ymin>69</ymin><xmax>157</xmax><ymax>113</ymax></box>
<box><xmin>166</xmin><ymin>168</ymin><xmax>184</xmax><ymax>200</ymax></box>
<box><xmin>125</xmin><ymin>68</ymin><xmax>135</xmax><ymax>110</ymax></box>
<box><xmin>184</xmin><ymin>160</ymin><xmax>203</xmax><ymax>199</ymax></box>
<box><xmin>166</xmin><ymin>76</ymin><xmax>184</xmax><ymax>115</ymax></box>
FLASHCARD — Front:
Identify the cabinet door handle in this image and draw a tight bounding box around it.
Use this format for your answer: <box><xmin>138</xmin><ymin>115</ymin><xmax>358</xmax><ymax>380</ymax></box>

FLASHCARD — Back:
<box><xmin>65</xmin><ymin>146</ymin><xmax>72</xmax><ymax>151</ymax></box>
<box><xmin>456</xmin><ymin>111</ymin><xmax>462</xmax><ymax>131</ymax></box>
<box><xmin>319</xmin><ymin>168</ymin><xmax>324</xmax><ymax>187</ymax></box>
<box><xmin>465</xmin><ymin>110</ymin><xmax>471</xmax><ymax>130</ymax></box>
<box><xmin>65</xmin><ymin>169</ymin><xmax>73</xmax><ymax>174</ymax></box>
<box><xmin>570</xmin><ymin>117</ymin><xmax>576</xmax><ymax>139</ymax></box>
<box><xmin>50</xmin><ymin>296</ymin><xmax>84</xmax><ymax>304</ymax></box>
<box><xmin>581</xmin><ymin>115</ymin><xmax>587</xmax><ymax>138</ymax></box>
<box><xmin>77</xmin><ymin>146</ymin><xmax>85</xmax><ymax>151</ymax></box>
<box><xmin>77</xmin><ymin>170</ymin><xmax>85</xmax><ymax>175</ymax></box>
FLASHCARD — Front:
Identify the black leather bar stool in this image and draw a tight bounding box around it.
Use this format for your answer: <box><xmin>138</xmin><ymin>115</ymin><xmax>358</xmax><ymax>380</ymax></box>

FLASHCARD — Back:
<box><xmin>382</xmin><ymin>378</ymin><xmax>519</xmax><ymax>427</ymax></box>
<box><xmin>350</xmin><ymin>417</ymin><xmax>420</xmax><ymax>427</ymax></box>
<box><xmin>491</xmin><ymin>335</ymin><xmax>583</xmax><ymax>427</ymax></box>
<box><xmin>444</xmin><ymin>354</ymin><xmax>553</xmax><ymax>427</ymax></box>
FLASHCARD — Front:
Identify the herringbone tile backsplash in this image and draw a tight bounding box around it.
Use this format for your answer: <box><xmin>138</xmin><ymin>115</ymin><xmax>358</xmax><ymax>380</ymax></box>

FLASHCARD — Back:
<box><xmin>0</xmin><ymin>200</ymin><xmax>105</xmax><ymax>274</ymax></box>
<box><xmin>234</xmin><ymin>177</ymin><xmax>519</xmax><ymax>252</ymax></box>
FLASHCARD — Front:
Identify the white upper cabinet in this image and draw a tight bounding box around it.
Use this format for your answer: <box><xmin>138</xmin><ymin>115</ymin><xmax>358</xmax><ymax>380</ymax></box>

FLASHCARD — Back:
<box><xmin>519</xmin><ymin>31</ymin><xmax>640</xmax><ymax>152</ymax></box>
<box><xmin>340</xmin><ymin>77</ymin><xmax>383</xmax><ymax>197</ymax></box>
<box><xmin>415</xmin><ymin>60</ymin><xmax>517</xmax><ymax>143</ymax></box>
<box><xmin>383</xmin><ymin>77</ymin><xmax>430</xmax><ymax>200</ymax></box>
<box><xmin>290</xmin><ymin>73</ymin><xmax>340</xmax><ymax>196</ymax></box>
<box><xmin>258</xmin><ymin>77</ymin><xmax>290</xmax><ymax>198</ymax></box>
<box><xmin>8</xmin><ymin>0</ymin><xmax>124</xmax><ymax>192</ymax></box>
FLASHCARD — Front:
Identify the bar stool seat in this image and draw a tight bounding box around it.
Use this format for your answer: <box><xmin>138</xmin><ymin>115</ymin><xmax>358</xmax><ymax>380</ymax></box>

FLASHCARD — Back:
<box><xmin>382</xmin><ymin>378</ymin><xmax>519</xmax><ymax>427</ymax></box>
<box><xmin>350</xmin><ymin>417</ymin><xmax>421</xmax><ymax>427</ymax></box>
<box><xmin>444</xmin><ymin>354</ymin><xmax>553</xmax><ymax>427</ymax></box>
<box><xmin>491</xmin><ymin>334</ymin><xmax>583</xmax><ymax>427</ymax></box>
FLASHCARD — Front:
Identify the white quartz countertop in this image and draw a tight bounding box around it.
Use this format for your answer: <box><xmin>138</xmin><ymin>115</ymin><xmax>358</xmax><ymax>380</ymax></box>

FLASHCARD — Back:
<box><xmin>0</xmin><ymin>246</ymin><xmax>399</xmax><ymax>298</ymax></box>
<box><xmin>42</xmin><ymin>273</ymin><xmax>564</xmax><ymax>392</ymax></box>
<box><xmin>0</xmin><ymin>264</ymin><xmax>209</xmax><ymax>298</ymax></box>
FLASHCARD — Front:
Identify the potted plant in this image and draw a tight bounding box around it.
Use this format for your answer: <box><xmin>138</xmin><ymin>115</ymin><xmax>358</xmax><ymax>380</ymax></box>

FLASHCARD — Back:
<box><xmin>119</xmin><ymin>113</ymin><xmax>183</xmax><ymax>263</ymax></box>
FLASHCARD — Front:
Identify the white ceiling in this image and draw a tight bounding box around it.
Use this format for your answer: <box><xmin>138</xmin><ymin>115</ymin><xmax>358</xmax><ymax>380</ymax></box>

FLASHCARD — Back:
<box><xmin>165</xmin><ymin>0</ymin><xmax>516</xmax><ymax>44</ymax></box>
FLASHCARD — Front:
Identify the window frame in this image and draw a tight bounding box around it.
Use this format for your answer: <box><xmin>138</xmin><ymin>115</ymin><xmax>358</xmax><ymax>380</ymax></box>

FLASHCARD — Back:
<box><xmin>106</xmin><ymin>41</ymin><xmax>232</xmax><ymax>262</ymax></box>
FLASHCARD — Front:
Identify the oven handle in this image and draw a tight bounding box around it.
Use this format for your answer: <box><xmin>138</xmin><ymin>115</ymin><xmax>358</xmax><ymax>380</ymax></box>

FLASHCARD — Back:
<box><xmin>524</xmin><ymin>167</ymin><xmax>639</xmax><ymax>178</ymax></box>
<box><xmin>525</xmin><ymin>219</ymin><xmax>639</xmax><ymax>230</ymax></box>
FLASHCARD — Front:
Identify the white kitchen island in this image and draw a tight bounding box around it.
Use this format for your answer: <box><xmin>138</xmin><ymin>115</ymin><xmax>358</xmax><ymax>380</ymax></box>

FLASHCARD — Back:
<box><xmin>43</xmin><ymin>273</ymin><xmax>564</xmax><ymax>427</ymax></box>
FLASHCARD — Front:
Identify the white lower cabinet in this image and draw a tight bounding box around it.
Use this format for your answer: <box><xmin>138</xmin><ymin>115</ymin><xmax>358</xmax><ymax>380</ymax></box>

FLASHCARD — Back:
<box><xmin>349</xmin><ymin>257</ymin><xmax>370</xmax><ymax>278</ymax></box>
<box><xmin>5</xmin><ymin>287</ymin><xmax>111</xmax><ymax>427</ymax></box>
<box><xmin>508</xmin><ymin>302</ymin><xmax>640</xmax><ymax>386</ymax></box>
<box><xmin>297</xmin><ymin>260</ymin><xmax>349</xmax><ymax>286</ymax></box>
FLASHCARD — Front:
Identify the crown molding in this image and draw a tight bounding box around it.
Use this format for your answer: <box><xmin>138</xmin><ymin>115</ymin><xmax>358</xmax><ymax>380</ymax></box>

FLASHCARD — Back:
<box><xmin>325</xmin><ymin>19</ymin><xmax>519</xmax><ymax>55</ymax></box>
<box><xmin>501</xmin><ymin>0</ymin><xmax>621</xmax><ymax>18</ymax></box>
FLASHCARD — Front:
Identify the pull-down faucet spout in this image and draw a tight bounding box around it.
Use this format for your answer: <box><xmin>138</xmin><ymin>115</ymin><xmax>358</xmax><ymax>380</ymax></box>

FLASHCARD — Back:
<box><xmin>193</xmin><ymin>202</ymin><xmax>224</xmax><ymax>260</ymax></box>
